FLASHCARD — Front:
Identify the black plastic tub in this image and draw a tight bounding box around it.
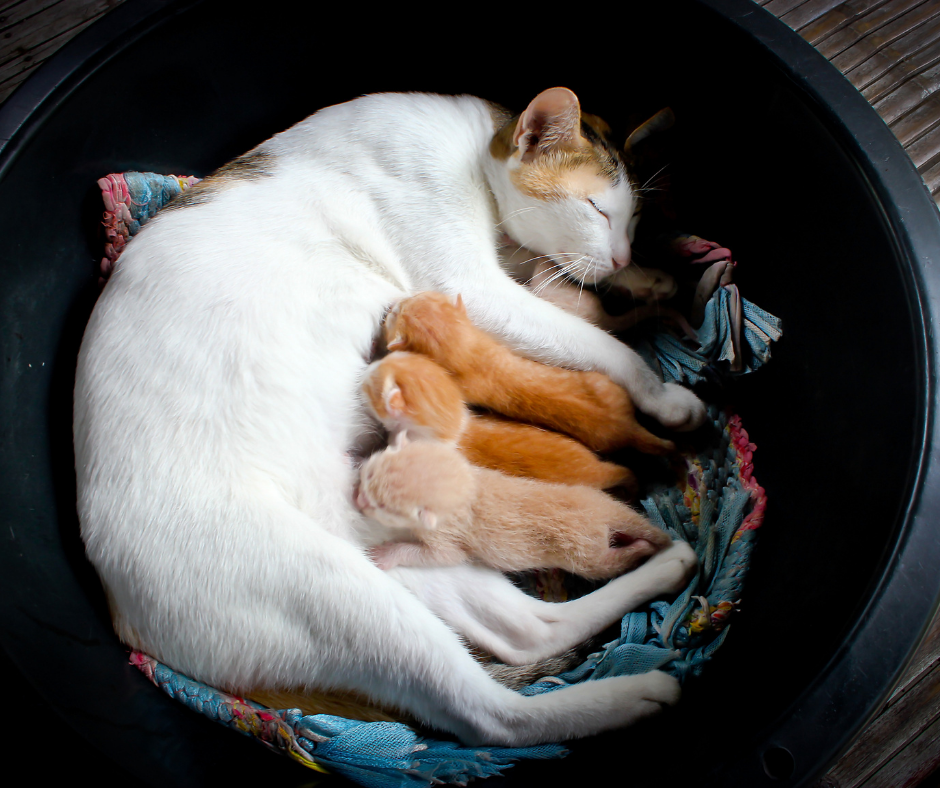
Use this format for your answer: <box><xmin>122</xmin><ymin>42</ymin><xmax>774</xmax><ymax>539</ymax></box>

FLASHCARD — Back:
<box><xmin>2</xmin><ymin>0</ymin><xmax>940</xmax><ymax>785</ymax></box>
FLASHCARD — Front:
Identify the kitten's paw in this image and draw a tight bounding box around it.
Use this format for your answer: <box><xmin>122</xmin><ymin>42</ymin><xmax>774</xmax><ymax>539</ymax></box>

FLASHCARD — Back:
<box><xmin>609</xmin><ymin>266</ymin><xmax>677</xmax><ymax>302</ymax></box>
<box><xmin>369</xmin><ymin>544</ymin><xmax>401</xmax><ymax>571</ymax></box>
<box><xmin>641</xmin><ymin>540</ymin><xmax>698</xmax><ymax>596</ymax></box>
<box><xmin>651</xmin><ymin>383</ymin><xmax>706</xmax><ymax>432</ymax></box>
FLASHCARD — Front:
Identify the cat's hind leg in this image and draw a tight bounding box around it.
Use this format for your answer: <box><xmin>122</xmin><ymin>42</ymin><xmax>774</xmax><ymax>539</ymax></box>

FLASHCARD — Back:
<box><xmin>387</xmin><ymin>540</ymin><xmax>696</xmax><ymax>665</ymax></box>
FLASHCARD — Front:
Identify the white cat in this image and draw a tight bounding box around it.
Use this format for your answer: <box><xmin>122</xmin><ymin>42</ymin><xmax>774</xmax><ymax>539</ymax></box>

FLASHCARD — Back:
<box><xmin>73</xmin><ymin>88</ymin><xmax>701</xmax><ymax>747</ymax></box>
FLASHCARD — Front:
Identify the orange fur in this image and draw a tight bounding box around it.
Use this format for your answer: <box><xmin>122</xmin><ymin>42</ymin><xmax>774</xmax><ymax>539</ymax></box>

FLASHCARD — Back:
<box><xmin>363</xmin><ymin>351</ymin><xmax>635</xmax><ymax>491</ymax></box>
<box><xmin>383</xmin><ymin>292</ymin><xmax>676</xmax><ymax>455</ymax></box>
<box><xmin>357</xmin><ymin>438</ymin><xmax>671</xmax><ymax>580</ymax></box>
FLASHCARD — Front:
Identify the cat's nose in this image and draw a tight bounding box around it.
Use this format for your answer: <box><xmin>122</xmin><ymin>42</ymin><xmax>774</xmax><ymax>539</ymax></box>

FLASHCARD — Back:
<box><xmin>612</xmin><ymin>239</ymin><xmax>631</xmax><ymax>270</ymax></box>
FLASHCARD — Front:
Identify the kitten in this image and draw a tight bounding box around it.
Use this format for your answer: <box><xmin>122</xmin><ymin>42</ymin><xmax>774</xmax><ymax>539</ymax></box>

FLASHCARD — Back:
<box><xmin>362</xmin><ymin>351</ymin><xmax>635</xmax><ymax>491</ymax></box>
<box><xmin>75</xmin><ymin>87</ymin><xmax>700</xmax><ymax>747</ymax></box>
<box><xmin>384</xmin><ymin>291</ymin><xmax>676</xmax><ymax>455</ymax></box>
<box><xmin>501</xmin><ymin>239</ymin><xmax>680</xmax><ymax>333</ymax></box>
<box><xmin>357</xmin><ymin>435</ymin><xmax>671</xmax><ymax>579</ymax></box>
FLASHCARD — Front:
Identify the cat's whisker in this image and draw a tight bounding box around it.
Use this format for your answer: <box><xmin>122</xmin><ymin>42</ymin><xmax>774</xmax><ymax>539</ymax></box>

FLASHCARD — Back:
<box><xmin>531</xmin><ymin>265</ymin><xmax>579</xmax><ymax>296</ymax></box>
<box><xmin>494</xmin><ymin>207</ymin><xmax>537</xmax><ymax>228</ymax></box>
<box><xmin>639</xmin><ymin>164</ymin><xmax>669</xmax><ymax>193</ymax></box>
<box><xmin>530</xmin><ymin>259</ymin><xmax>586</xmax><ymax>295</ymax></box>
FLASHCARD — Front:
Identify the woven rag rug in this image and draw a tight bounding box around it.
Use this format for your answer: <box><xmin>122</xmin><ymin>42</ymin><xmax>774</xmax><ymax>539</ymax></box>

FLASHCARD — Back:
<box><xmin>97</xmin><ymin>172</ymin><xmax>781</xmax><ymax>787</ymax></box>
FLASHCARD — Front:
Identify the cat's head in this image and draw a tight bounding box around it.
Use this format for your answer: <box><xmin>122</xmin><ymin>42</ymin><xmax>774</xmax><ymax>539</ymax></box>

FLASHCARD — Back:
<box><xmin>355</xmin><ymin>434</ymin><xmax>474</xmax><ymax>531</ymax></box>
<box><xmin>361</xmin><ymin>351</ymin><xmax>466</xmax><ymax>442</ymax></box>
<box><xmin>489</xmin><ymin>88</ymin><xmax>668</xmax><ymax>285</ymax></box>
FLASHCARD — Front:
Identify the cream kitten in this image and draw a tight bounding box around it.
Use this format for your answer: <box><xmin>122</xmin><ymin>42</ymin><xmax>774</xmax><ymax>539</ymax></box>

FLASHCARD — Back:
<box><xmin>357</xmin><ymin>435</ymin><xmax>671</xmax><ymax>580</ymax></box>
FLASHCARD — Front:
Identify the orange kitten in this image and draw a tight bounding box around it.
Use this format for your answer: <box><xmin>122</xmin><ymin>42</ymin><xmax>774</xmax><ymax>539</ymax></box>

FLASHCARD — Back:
<box><xmin>356</xmin><ymin>436</ymin><xmax>671</xmax><ymax>580</ymax></box>
<box><xmin>383</xmin><ymin>292</ymin><xmax>676</xmax><ymax>455</ymax></box>
<box><xmin>362</xmin><ymin>351</ymin><xmax>633</xmax><ymax>490</ymax></box>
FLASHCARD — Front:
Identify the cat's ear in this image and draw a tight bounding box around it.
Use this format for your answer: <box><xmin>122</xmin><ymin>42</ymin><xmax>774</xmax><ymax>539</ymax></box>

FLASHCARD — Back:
<box><xmin>452</xmin><ymin>293</ymin><xmax>466</xmax><ymax>314</ymax></box>
<box><xmin>513</xmin><ymin>87</ymin><xmax>582</xmax><ymax>164</ymax></box>
<box><xmin>386</xmin><ymin>332</ymin><xmax>406</xmax><ymax>351</ymax></box>
<box><xmin>624</xmin><ymin>108</ymin><xmax>675</xmax><ymax>153</ymax></box>
<box><xmin>415</xmin><ymin>507</ymin><xmax>438</xmax><ymax>530</ymax></box>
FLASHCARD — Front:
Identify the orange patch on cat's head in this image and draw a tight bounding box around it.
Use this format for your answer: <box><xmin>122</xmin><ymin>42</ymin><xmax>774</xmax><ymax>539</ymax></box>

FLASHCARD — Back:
<box><xmin>511</xmin><ymin>155</ymin><xmax>618</xmax><ymax>202</ymax></box>
<box><xmin>491</xmin><ymin>88</ymin><xmax>624</xmax><ymax>201</ymax></box>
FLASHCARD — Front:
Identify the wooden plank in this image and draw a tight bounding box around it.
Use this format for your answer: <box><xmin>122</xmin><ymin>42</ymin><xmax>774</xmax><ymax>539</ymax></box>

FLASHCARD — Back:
<box><xmin>862</xmin><ymin>715</ymin><xmax>940</xmax><ymax>788</ymax></box>
<box><xmin>0</xmin><ymin>1</ymin><xmax>67</xmax><ymax>33</ymax></box>
<box><xmin>833</xmin><ymin>1</ymin><xmax>940</xmax><ymax>74</ymax></box>
<box><xmin>865</xmin><ymin>40</ymin><xmax>940</xmax><ymax>108</ymax></box>
<box><xmin>801</xmin><ymin>0</ymin><xmax>892</xmax><ymax>46</ymax></box>
<box><xmin>0</xmin><ymin>0</ymin><xmax>118</xmax><ymax>64</ymax></box>
<box><xmin>887</xmin><ymin>611</ymin><xmax>940</xmax><ymax>705</ymax></box>
<box><xmin>847</xmin><ymin>11</ymin><xmax>940</xmax><ymax>91</ymax></box>
<box><xmin>890</xmin><ymin>93</ymin><xmax>940</xmax><ymax>147</ymax></box>
<box><xmin>0</xmin><ymin>0</ymin><xmax>121</xmax><ymax>105</ymax></box>
<box><xmin>0</xmin><ymin>13</ymin><xmax>104</xmax><ymax>91</ymax></box>
<box><xmin>785</xmin><ymin>0</ymin><xmax>853</xmax><ymax>32</ymax></box>
<box><xmin>816</xmin><ymin>0</ymin><xmax>932</xmax><ymax>60</ymax></box>
<box><xmin>765</xmin><ymin>0</ymin><xmax>811</xmax><ymax>16</ymax></box>
<box><xmin>825</xmin><ymin>661</ymin><xmax>940</xmax><ymax>787</ymax></box>
<box><xmin>921</xmin><ymin>158</ymin><xmax>940</xmax><ymax>196</ymax></box>
<box><xmin>0</xmin><ymin>55</ymin><xmax>33</xmax><ymax>102</ymax></box>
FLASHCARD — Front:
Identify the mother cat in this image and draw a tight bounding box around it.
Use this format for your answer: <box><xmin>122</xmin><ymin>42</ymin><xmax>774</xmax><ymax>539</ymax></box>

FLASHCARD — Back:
<box><xmin>73</xmin><ymin>87</ymin><xmax>702</xmax><ymax>747</ymax></box>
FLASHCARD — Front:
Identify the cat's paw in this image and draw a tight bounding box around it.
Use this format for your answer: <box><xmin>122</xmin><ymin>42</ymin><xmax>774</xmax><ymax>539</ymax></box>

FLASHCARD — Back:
<box><xmin>651</xmin><ymin>383</ymin><xmax>706</xmax><ymax>431</ymax></box>
<box><xmin>641</xmin><ymin>540</ymin><xmax>698</xmax><ymax>597</ymax></box>
<box><xmin>605</xmin><ymin>671</ymin><xmax>681</xmax><ymax>727</ymax></box>
<box><xmin>638</xmin><ymin>670</ymin><xmax>682</xmax><ymax>708</ymax></box>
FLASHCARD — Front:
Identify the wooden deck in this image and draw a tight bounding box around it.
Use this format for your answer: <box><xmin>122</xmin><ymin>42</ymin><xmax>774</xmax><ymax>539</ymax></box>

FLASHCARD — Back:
<box><xmin>1</xmin><ymin>1</ymin><xmax>938</xmax><ymax>786</ymax></box>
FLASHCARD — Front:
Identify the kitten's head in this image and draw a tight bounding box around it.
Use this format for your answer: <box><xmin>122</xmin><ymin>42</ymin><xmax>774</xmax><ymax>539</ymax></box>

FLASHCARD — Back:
<box><xmin>383</xmin><ymin>291</ymin><xmax>476</xmax><ymax>362</ymax></box>
<box><xmin>490</xmin><ymin>88</ymin><xmax>666</xmax><ymax>285</ymax></box>
<box><xmin>355</xmin><ymin>434</ymin><xmax>474</xmax><ymax>531</ymax></box>
<box><xmin>362</xmin><ymin>351</ymin><xmax>466</xmax><ymax>442</ymax></box>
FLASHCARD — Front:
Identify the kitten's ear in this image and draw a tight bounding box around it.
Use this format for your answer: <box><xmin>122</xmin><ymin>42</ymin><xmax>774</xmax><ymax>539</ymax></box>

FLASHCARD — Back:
<box><xmin>624</xmin><ymin>108</ymin><xmax>675</xmax><ymax>153</ymax></box>
<box><xmin>383</xmin><ymin>379</ymin><xmax>407</xmax><ymax>418</ymax></box>
<box><xmin>415</xmin><ymin>507</ymin><xmax>438</xmax><ymax>530</ymax></box>
<box><xmin>392</xmin><ymin>430</ymin><xmax>410</xmax><ymax>450</ymax></box>
<box><xmin>513</xmin><ymin>87</ymin><xmax>582</xmax><ymax>164</ymax></box>
<box><xmin>386</xmin><ymin>332</ymin><xmax>406</xmax><ymax>351</ymax></box>
<box><xmin>452</xmin><ymin>293</ymin><xmax>466</xmax><ymax>314</ymax></box>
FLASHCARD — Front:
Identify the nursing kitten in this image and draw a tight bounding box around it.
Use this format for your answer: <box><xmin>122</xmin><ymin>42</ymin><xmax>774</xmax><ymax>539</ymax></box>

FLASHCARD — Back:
<box><xmin>502</xmin><ymin>239</ymin><xmax>680</xmax><ymax>333</ymax></box>
<box><xmin>384</xmin><ymin>291</ymin><xmax>676</xmax><ymax>455</ymax></box>
<box><xmin>362</xmin><ymin>351</ymin><xmax>635</xmax><ymax>491</ymax></box>
<box><xmin>75</xmin><ymin>87</ymin><xmax>700</xmax><ymax>747</ymax></box>
<box><xmin>357</xmin><ymin>436</ymin><xmax>671</xmax><ymax>579</ymax></box>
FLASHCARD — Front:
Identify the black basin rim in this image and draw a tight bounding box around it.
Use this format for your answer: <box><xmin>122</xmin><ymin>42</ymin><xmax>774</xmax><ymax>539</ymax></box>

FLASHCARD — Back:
<box><xmin>697</xmin><ymin>1</ymin><xmax>940</xmax><ymax>785</ymax></box>
<box><xmin>1</xmin><ymin>0</ymin><xmax>940</xmax><ymax>786</ymax></box>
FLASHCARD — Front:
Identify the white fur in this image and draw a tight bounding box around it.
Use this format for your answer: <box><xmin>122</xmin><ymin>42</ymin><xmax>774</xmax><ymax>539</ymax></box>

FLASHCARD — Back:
<box><xmin>74</xmin><ymin>91</ymin><xmax>701</xmax><ymax>746</ymax></box>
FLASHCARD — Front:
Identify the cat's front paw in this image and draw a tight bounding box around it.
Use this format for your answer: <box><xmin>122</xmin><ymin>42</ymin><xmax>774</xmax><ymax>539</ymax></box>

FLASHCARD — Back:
<box><xmin>652</xmin><ymin>383</ymin><xmax>706</xmax><ymax>431</ymax></box>
<box><xmin>642</xmin><ymin>540</ymin><xmax>698</xmax><ymax>596</ymax></box>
